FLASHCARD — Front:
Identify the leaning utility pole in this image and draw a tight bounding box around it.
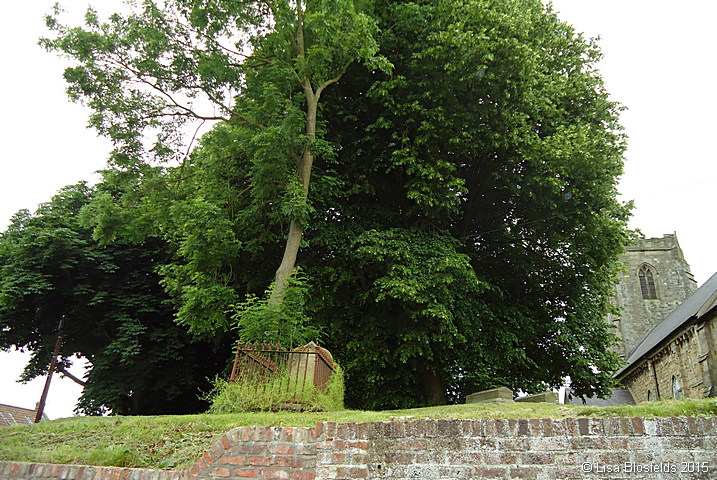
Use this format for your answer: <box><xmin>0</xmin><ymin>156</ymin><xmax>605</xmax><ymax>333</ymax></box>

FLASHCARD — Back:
<box><xmin>34</xmin><ymin>317</ymin><xmax>65</xmax><ymax>423</ymax></box>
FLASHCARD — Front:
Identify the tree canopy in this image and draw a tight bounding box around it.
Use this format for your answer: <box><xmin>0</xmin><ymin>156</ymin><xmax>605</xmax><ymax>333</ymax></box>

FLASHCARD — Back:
<box><xmin>0</xmin><ymin>184</ymin><xmax>231</xmax><ymax>415</ymax></box>
<box><xmin>309</xmin><ymin>0</ymin><xmax>633</xmax><ymax>407</ymax></box>
<box><xmin>29</xmin><ymin>0</ymin><xmax>634</xmax><ymax>410</ymax></box>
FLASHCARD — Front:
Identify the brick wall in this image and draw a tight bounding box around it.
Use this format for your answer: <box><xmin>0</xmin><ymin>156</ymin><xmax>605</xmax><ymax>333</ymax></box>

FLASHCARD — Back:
<box><xmin>2</xmin><ymin>417</ymin><xmax>716</xmax><ymax>480</ymax></box>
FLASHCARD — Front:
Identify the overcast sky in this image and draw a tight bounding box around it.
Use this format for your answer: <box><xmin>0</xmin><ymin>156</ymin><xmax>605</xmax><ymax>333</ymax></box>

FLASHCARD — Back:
<box><xmin>1</xmin><ymin>1</ymin><xmax>715</xmax><ymax>419</ymax></box>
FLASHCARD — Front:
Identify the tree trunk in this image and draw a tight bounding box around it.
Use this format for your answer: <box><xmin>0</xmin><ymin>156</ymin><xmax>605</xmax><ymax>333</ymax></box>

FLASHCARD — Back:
<box><xmin>270</xmin><ymin>219</ymin><xmax>303</xmax><ymax>304</ymax></box>
<box><xmin>269</xmin><ymin>88</ymin><xmax>319</xmax><ymax>304</ymax></box>
<box><xmin>420</xmin><ymin>369</ymin><xmax>448</xmax><ymax>405</ymax></box>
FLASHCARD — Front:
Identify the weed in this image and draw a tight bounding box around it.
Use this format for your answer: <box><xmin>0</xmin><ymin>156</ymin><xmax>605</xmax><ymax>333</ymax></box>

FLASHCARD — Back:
<box><xmin>206</xmin><ymin>365</ymin><xmax>345</xmax><ymax>413</ymax></box>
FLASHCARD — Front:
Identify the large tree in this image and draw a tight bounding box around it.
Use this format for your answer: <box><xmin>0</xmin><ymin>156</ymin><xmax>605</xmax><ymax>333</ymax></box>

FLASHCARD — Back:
<box><xmin>43</xmin><ymin>0</ymin><xmax>632</xmax><ymax>409</ymax></box>
<box><xmin>42</xmin><ymin>0</ymin><xmax>387</xmax><ymax>305</ymax></box>
<box><xmin>0</xmin><ymin>184</ymin><xmax>231</xmax><ymax>415</ymax></box>
<box><xmin>297</xmin><ymin>0</ymin><xmax>634</xmax><ymax>407</ymax></box>
<box><xmin>302</xmin><ymin>0</ymin><xmax>634</xmax><ymax>407</ymax></box>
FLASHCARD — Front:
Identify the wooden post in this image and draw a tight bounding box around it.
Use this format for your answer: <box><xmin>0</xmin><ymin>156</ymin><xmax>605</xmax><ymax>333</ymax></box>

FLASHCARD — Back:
<box><xmin>35</xmin><ymin>319</ymin><xmax>65</xmax><ymax>423</ymax></box>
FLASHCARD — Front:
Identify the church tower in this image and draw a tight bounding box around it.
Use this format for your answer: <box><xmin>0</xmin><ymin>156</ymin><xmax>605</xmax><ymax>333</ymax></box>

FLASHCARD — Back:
<box><xmin>608</xmin><ymin>234</ymin><xmax>698</xmax><ymax>359</ymax></box>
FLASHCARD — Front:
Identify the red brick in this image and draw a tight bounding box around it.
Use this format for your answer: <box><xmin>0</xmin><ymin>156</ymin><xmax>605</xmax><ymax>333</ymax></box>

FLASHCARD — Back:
<box><xmin>268</xmin><ymin>444</ymin><xmax>295</xmax><ymax>455</ymax></box>
<box><xmin>238</xmin><ymin>444</ymin><xmax>266</xmax><ymax>455</ymax></box>
<box><xmin>315</xmin><ymin>423</ymin><xmax>325</xmax><ymax>439</ymax></box>
<box><xmin>350</xmin><ymin>441</ymin><xmax>369</xmax><ymax>451</ymax></box>
<box><xmin>254</xmin><ymin>426</ymin><xmax>272</xmax><ymax>441</ymax></box>
<box><xmin>530</xmin><ymin>419</ymin><xmax>542</xmax><ymax>435</ymax></box>
<box><xmin>632</xmin><ymin>417</ymin><xmax>645</xmax><ymax>435</ymax></box>
<box><xmin>336</xmin><ymin>466</ymin><xmax>368</xmax><ymax>478</ymax></box>
<box><xmin>263</xmin><ymin>470</ymin><xmax>290</xmax><ymax>480</ymax></box>
<box><xmin>325</xmin><ymin>422</ymin><xmax>338</xmax><ymax>438</ymax></box>
<box><xmin>220</xmin><ymin>434</ymin><xmax>232</xmax><ymax>449</ymax></box>
<box><xmin>225</xmin><ymin>455</ymin><xmax>246</xmax><ymax>465</ymax></box>
<box><xmin>234</xmin><ymin>469</ymin><xmax>260</xmax><ymax>478</ymax></box>
<box><xmin>391</xmin><ymin>421</ymin><xmax>406</xmax><ymax>438</ymax></box>
<box><xmin>247</xmin><ymin>456</ymin><xmax>273</xmax><ymax>466</ymax></box>
<box><xmin>688</xmin><ymin>416</ymin><xmax>700</xmax><ymax>435</ymax></box>
<box><xmin>193</xmin><ymin>457</ymin><xmax>209</xmax><ymax>474</ymax></box>
<box><xmin>274</xmin><ymin>456</ymin><xmax>303</xmax><ymax>468</ymax></box>
<box><xmin>209</xmin><ymin>467</ymin><xmax>231</xmax><ymax>477</ymax></box>
<box><xmin>203</xmin><ymin>451</ymin><xmax>216</xmax><ymax>464</ymax></box>
<box><xmin>316</xmin><ymin>440</ymin><xmax>333</xmax><ymax>450</ymax></box>
<box><xmin>357</xmin><ymin>422</ymin><xmax>369</xmax><ymax>440</ymax></box>
<box><xmin>293</xmin><ymin>472</ymin><xmax>315</xmax><ymax>480</ymax></box>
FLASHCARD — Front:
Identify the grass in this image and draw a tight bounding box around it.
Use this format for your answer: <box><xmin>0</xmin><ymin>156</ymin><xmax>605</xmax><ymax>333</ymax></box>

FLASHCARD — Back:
<box><xmin>0</xmin><ymin>398</ymin><xmax>714</xmax><ymax>470</ymax></box>
<box><xmin>206</xmin><ymin>365</ymin><xmax>345</xmax><ymax>413</ymax></box>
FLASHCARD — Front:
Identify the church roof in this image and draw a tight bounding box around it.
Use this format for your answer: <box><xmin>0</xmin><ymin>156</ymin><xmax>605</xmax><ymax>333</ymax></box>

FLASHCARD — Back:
<box><xmin>616</xmin><ymin>272</ymin><xmax>717</xmax><ymax>377</ymax></box>
<box><xmin>0</xmin><ymin>403</ymin><xmax>45</xmax><ymax>426</ymax></box>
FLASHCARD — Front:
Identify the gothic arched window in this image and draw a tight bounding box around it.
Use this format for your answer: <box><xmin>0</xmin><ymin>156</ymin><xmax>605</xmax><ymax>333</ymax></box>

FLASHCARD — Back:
<box><xmin>672</xmin><ymin>375</ymin><xmax>681</xmax><ymax>399</ymax></box>
<box><xmin>638</xmin><ymin>265</ymin><xmax>658</xmax><ymax>300</ymax></box>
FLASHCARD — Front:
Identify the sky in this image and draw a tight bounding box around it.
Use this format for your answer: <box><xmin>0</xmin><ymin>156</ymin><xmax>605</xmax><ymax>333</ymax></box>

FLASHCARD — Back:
<box><xmin>0</xmin><ymin>1</ymin><xmax>716</xmax><ymax>419</ymax></box>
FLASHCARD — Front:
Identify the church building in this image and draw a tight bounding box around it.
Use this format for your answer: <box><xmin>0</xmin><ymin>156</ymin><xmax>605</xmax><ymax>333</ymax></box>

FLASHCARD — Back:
<box><xmin>610</xmin><ymin>234</ymin><xmax>717</xmax><ymax>402</ymax></box>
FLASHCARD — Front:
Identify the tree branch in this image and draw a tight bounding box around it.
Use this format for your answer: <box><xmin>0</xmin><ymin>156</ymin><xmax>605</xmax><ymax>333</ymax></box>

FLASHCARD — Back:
<box><xmin>56</xmin><ymin>365</ymin><xmax>86</xmax><ymax>387</ymax></box>
<box><xmin>317</xmin><ymin>59</ymin><xmax>353</xmax><ymax>97</ymax></box>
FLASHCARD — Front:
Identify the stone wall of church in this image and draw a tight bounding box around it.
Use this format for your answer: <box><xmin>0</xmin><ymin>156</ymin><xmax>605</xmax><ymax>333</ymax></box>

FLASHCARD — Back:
<box><xmin>620</xmin><ymin>312</ymin><xmax>717</xmax><ymax>402</ymax></box>
<box><xmin>609</xmin><ymin>234</ymin><xmax>698</xmax><ymax>359</ymax></box>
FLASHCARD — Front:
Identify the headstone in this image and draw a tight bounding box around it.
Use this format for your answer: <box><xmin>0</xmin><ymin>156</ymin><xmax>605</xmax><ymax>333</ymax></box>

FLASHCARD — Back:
<box><xmin>465</xmin><ymin>387</ymin><xmax>514</xmax><ymax>403</ymax></box>
<box><xmin>565</xmin><ymin>387</ymin><xmax>635</xmax><ymax>406</ymax></box>
<box><xmin>515</xmin><ymin>391</ymin><xmax>558</xmax><ymax>403</ymax></box>
<box><xmin>289</xmin><ymin>342</ymin><xmax>335</xmax><ymax>390</ymax></box>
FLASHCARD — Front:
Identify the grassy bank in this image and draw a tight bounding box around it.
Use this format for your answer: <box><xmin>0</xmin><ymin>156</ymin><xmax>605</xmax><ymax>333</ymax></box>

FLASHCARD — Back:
<box><xmin>0</xmin><ymin>399</ymin><xmax>714</xmax><ymax>470</ymax></box>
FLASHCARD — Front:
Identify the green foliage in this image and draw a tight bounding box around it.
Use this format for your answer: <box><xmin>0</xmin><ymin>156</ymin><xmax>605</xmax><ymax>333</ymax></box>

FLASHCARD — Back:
<box><xmin>206</xmin><ymin>364</ymin><xmax>345</xmax><ymax>413</ymax></box>
<box><xmin>44</xmin><ymin>0</ymin><xmax>389</xmax><ymax>323</ymax></box>
<box><xmin>0</xmin><ymin>184</ymin><xmax>231</xmax><ymax>415</ymax></box>
<box><xmin>232</xmin><ymin>270</ymin><xmax>321</xmax><ymax>346</ymax></box>
<box><xmin>309</xmin><ymin>0</ymin><xmax>632</xmax><ymax>406</ymax></box>
<box><xmin>315</xmin><ymin>364</ymin><xmax>346</xmax><ymax>412</ymax></box>
<box><xmin>41</xmin><ymin>0</ymin><xmax>634</xmax><ymax>411</ymax></box>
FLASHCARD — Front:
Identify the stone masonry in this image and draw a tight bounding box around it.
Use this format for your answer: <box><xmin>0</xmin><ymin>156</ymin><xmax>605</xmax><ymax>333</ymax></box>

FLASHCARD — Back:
<box><xmin>2</xmin><ymin>417</ymin><xmax>716</xmax><ymax>480</ymax></box>
<box><xmin>609</xmin><ymin>234</ymin><xmax>698</xmax><ymax>359</ymax></box>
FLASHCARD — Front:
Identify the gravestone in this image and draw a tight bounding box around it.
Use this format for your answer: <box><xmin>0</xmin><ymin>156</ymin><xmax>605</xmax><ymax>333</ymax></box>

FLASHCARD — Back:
<box><xmin>515</xmin><ymin>391</ymin><xmax>558</xmax><ymax>403</ymax></box>
<box><xmin>465</xmin><ymin>386</ymin><xmax>514</xmax><ymax>403</ymax></box>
